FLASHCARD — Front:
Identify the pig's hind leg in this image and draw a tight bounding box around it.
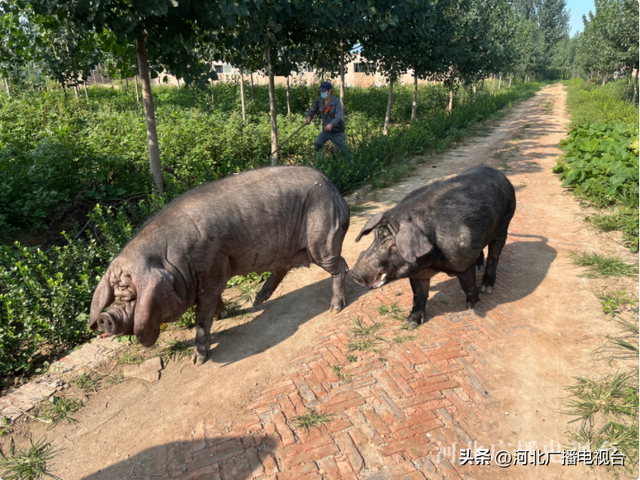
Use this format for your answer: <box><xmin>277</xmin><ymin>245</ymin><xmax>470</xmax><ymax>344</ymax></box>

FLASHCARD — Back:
<box><xmin>457</xmin><ymin>265</ymin><xmax>480</xmax><ymax>309</ymax></box>
<box><xmin>405</xmin><ymin>278</ymin><xmax>433</xmax><ymax>329</ymax></box>
<box><xmin>192</xmin><ymin>284</ymin><xmax>226</xmax><ymax>365</ymax></box>
<box><xmin>481</xmin><ymin>220</ymin><xmax>511</xmax><ymax>294</ymax></box>
<box><xmin>253</xmin><ymin>269</ymin><xmax>288</xmax><ymax>306</ymax></box>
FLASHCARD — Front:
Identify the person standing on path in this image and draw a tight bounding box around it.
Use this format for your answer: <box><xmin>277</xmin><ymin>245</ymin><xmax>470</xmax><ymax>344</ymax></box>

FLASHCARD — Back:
<box><xmin>305</xmin><ymin>81</ymin><xmax>346</xmax><ymax>155</ymax></box>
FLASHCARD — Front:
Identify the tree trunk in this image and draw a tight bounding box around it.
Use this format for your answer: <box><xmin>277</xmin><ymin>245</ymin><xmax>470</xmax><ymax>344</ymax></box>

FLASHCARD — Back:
<box><xmin>83</xmin><ymin>82</ymin><xmax>89</xmax><ymax>100</ymax></box>
<box><xmin>210</xmin><ymin>79</ymin><xmax>215</xmax><ymax>107</ymax></box>
<box><xmin>448</xmin><ymin>83</ymin><xmax>453</xmax><ymax>111</ymax></box>
<box><xmin>4</xmin><ymin>78</ymin><xmax>10</xmax><ymax>98</ymax></box>
<box><xmin>383</xmin><ymin>75</ymin><xmax>394</xmax><ymax>135</ymax></box>
<box><xmin>266</xmin><ymin>34</ymin><xmax>279</xmax><ymax>165</ymax></box>
<box><xmin>498</xmin><ymin>74</ymin><xmax>502</xmax><ymax>90</ymax></box>
<box><xmin>472</xmin><ymin>77</ymin><xmax>477</xmax><ymax>101</ymax></box>
<box><xmin>250</xmin><ymin>73</ymin><xmax>255</xmax><ymax>102</ymax></box>
<box><xmin>411</xmin><ymin>72</ymin><xmax>418</xmax><ymax>123</ymax></box>
<box><xmin>490</xmin><ymin>75</ymin><xmax>495</xmax><ymax>95</ymax></box>
<box><xmin>125</xmin><ymin>77</ymin><xmax>129</xmax><ymax>95</ymax></box>
<box><xmin>240</xmin><ymin>67</ymin><xmax>246</xmax><ymax>122</ymax></box>
<box><xmin>601</xmin><ymin>75</ymin><xmax>607</xmax><ymax>86</ymax></box>
<box><xmin>625</xmin><ymin>74</ymin><xmax>631</xmax><ymax>102</ymax></box>
<box><xmin>339</xmin><ymin>41</ymin><xmax>346</xmax><ymax>108</ymax></box>
<box><xmin>134</xmin><ymin>75</ymin><xmax>140</xmax><ymax>104</ymax></box>
<box><xmin>633</xmin><ymin>70</ymin><xmax>638</xmax><ymax>107</ymax></box>
<box><xmin>509</xmin><ymin>75</ymin><xmax>512</xmax><ymax>88</ymax></box>
<box><xmin>286</xmin><ymin>76</ymin><xmax>291</xmax><ymax>116</ymax></box>
<box><xmin>74</xmin><ymin>84</ymin><xmax>79</xmax><ymax>98</ymax></box>
<box><xmin>136</xmin><ymin>34</ymin><xmax>164</xmax><ymax>195</ymax></box>
<box><xmin>177</xmin><ymin>78</ymin><xmax>180</xmax><ymax>93</ymax></box>
<box><xmin>62</xmin><ymin>84</ymin><xmax>67</xmax><ymax>100</ymax></box>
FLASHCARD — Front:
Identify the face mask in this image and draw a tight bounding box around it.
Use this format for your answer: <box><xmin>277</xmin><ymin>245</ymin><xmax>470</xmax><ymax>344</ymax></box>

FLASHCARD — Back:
<box><xmin>321</xmin><ymin>91</ymin><xmax>328</xmax><ymax>99</ymax></box>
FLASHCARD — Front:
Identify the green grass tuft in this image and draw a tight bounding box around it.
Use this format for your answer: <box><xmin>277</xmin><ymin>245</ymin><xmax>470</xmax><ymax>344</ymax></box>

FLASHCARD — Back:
<box><xmin>41</xmin><ymin>397</ymin><xmax>82</xmax><ymax>430</ymax></box>
<box><xmin>571</xmin><ymin>251</ymin><xmax>638</xmax><ymax>278</ymax></box>
<box><xmin>291</xmin><ymin>409</ymin><xmax>333</xmax><ymax>431</ymax></box>
<box><xmin>377</xmin><ymin>302</ymin><xmax>406</xmax><ymax>321</ymax></box>
<box><xmin>0</xmin><ymin>437</ymin><xmax>62</xmax><ymax>480</ymax></box>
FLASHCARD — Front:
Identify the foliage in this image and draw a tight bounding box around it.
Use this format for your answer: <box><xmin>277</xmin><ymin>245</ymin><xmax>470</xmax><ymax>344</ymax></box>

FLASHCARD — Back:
<box><xmin>554</xmin><ymin>80</ymin><xmax>639</xmax><ymax>251</ymax></box>
<box><xmin>570</xmin><ymin>252</ymin><xmax>638</xmax><ymax>279</ymax></box>
<box><xmin>291</xmin><ymin>409</ymin><xmax>333</xmax><ymax>431</ymax></box>
<box><xmin>0</xmin><ymin>436</ymin><xmax>62</xmax><ymax>480</ymax></box>
<box><xmin>40</xmin><ymin>397</ymin><xmax>82</xmax><ymax>429</ymax></box>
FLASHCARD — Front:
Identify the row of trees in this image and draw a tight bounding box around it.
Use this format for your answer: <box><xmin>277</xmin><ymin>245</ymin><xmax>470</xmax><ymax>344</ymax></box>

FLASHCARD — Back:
<box><xmin>574</xmin><ymin>0</ymin><xmax>639</xmax><ymax>103</ymax></box>
<box><xmin>1</xmin><ymin>0</ymin><xmax>574</xmax><ymax>195</ymax></box>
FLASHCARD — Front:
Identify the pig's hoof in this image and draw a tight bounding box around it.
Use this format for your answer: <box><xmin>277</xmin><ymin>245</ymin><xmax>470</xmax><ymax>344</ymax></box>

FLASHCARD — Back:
<box><xmin>480</xmin><ymin>284</ymin><xmax>493</xmax><ymax>294</ymax></box>
<box><xmin>402</xmin><ymin>320</ymin><xmax>419</xmax><ymax>330</ymax></box>
<box><xmin>253</xmin><ymin>296</ymin><xmax>265</xmax><ymax>307</ymax></box>
<box><xmin>329</xmin><ymin>304</ymin><xmax>343</xmax><ymax>314</ymax></box>
<box><xmin>466</xmin><ymin>300</ymin><xmax>480</xmax><ymax>310</ymax></box>
<box><xmin>192</xmin><ymin>350</ymin><xmax>207</xmax><ymax>366</ymax></box>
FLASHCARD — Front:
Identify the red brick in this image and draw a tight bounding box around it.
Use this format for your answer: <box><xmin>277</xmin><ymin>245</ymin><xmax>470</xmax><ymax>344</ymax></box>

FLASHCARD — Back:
<box><xmin>280</xmin><ymin>433</ymin><xmax>334</xmax><ymax>459</ymax></box>
<box><xmin>273</xmin><ymin>410</ymin><xmax>295</xmax><ymax>447</ymax></box>
<box><xmin>404</xmin><ymin>341</ymin><xmax>429</xmax><ymax>364</ymax></box>
<box><xmin>395</xmin><ymin>418</ymin><xmax>444</xmax><ymax>440</ymax></box>
<box><xmin>349</xmin><ymin>427</ymin><xmax>384</xmax><ymax>469</ymax></box>
<box><xmin>288</xmin><ymin>391</ymin><xmax>306</xmax><ymax>416</ymax></box>
<box><xmin>259</xmin><ymin>453</ymin><xmax>279</xmax><ymax>475</ymax></box>
<box><xmin>245</xmin><ymin>446</ymin><xmax>263</xmax><ymax>477</ymax></box>
<box><xmin>387</xmin><ymin>351</ymin><xmax>415</xmax><ymax>380</ymax></box>
<box><xmin>320</xmin><ymin>346</ymin><xmax>341</xmax><ymax>366</ymax></box>
<box><xmin>331</xmin><ymin>376</ymin><xmax>376</xmax><ymax>395</ymax></box>
<box><xmin>280</xmin><ymin>443</ymin><xmax>340</xmax><ymax>469</ymax></box>
<box><xmin>296</xmin><ymin>425</ymin><xmax>323</xmax><ymax>443</ymax></box>
<box><xmin>318</xmin><ymin>457</ymin><xmax>342</xmax><ymax>480</ymax></box>
<box><xmin>337</xmin><ymin>432</ymin><xmax>364</xmax><ymax>472</ymax></box>
<box><xmin>277</xmin><ymin>462</ymin><xmax>319</xmax><ymax>480</ymax></box>
<box><xmin>310</xmin><ymin>362</ymin><xmax>327</xmax><ymax>383</ymax></box>
<box><xmin>279</xmin><ymin>396</ymin><xmax>297</xmax><ymax>421</ymax></box>
<box><xmin>378</xmin><ymin>369</ymin><xmax>405</xmax><ymax>399</ymax></box>
<box><xmin>324</xmin><ymin>396</ymin><xmax>365</xmax><ymax>414</ymax></box>
<box><xmin>415</xmin><ymin>380</ymin><xmax>459</xmax><ymax>395</ymax></box>
<box><xmin>397</xmin><ymin>391</ymin><xmax>444</xmax><ymax>409</ymax></box>
<box><xmin>324</xmin><ymin>417</ymin><xmax>353</xmax><ymax>434</ymax></box>
<box><xmin>362</xmin><ymin>407</ymin><xmax>391</xmax><ymax>436</ymax></box>
<box><xmin>328</xmin><ymin>345</ymin><xmax>349</xmax><ymax>364</ymax></box>
<box><xmin>179</xmin><ymin>464</ymin><xmax>221</xmax><ymax>480</ymax></box>
<box><xmin>380</xmin><ymin>433</ymin><xmax>432</xmax><ymax>457</ymax></box>
<box><xmin>336</xmin><ymin>458</ymin><xmax>358</xmax><ymax>480</ymax></box>
<box><xmin>388</xmin><ymin>367</ymin><xmax>416</xmax><ymax>397</ymax></box>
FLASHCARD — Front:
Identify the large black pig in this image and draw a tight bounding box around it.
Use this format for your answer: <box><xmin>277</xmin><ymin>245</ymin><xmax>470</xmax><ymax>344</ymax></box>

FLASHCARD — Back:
<box><xmin>90</xmin><ymin>166</ymin><xmax>350</xmax><ymax>364</ymax></box>
<box><xmin>350</xmin><ymin>166</ymin><xmax>516</xmax><ymax>329</ymax></box>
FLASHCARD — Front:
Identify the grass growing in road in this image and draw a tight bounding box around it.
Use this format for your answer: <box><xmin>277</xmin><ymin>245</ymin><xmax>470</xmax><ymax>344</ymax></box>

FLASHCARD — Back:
<box><xmin>377</xmin><ymin>302</ymin><xmax>406</xmax><ymax>321</ymax></box>
<box><xmin>330</xmin><ymin>365</ymin><xmax>351</xmax><ymax>382</ymax></box>
<box><xmin>351</xmin><ymin>319</ymin><xmax>383</xmax><ymax>339</ymax></box>
<box><xmin>41</xmin><ymin>397</ymin><xmax>82</xmax><ymax>429</ymax></box>
<box><xmin>596</xmin><ymin>290</ymin><xmax>638</xmax><ymax>315</ymax></box>
<box><xmin>571</xmin><ymin>251</ymin><xmax>638</xmax><ymax>278</ymax></box>
<box><xmin>347</xmin><ymin>338</ymin><xmax>378</xmax><ymax>352</ymax></box>
<box><xmin>0</xmin><ymin>437</ymin><xmax>62</xmax><ymax>480</ymax></box>
<box><xmin>393</xmin><ymin>334</ymin><xmax>417</xmax><ymax>344</ymax></box>
<box><xmin>71</xmin><ymin>374</ymin><xmax>99</xmax><ymax>394</ymax></box>
<box><xmin>158</xmin><ymin>340</ymin><xmax>193</xmax><ymax>362</ymax></box>
<box><xmin>292</xmin><ymin>409</ymin><xmax>333</xmax><ymax>431</ymax></box>
<box><xmin>349</xmin><ymin>205</ymin><xmax>375</xmax><ymax>215</ymax></box>
<box><xmin>565</xmin><ymin>296</ymin><xmax>639</xmax><ymax>475</ymax></box>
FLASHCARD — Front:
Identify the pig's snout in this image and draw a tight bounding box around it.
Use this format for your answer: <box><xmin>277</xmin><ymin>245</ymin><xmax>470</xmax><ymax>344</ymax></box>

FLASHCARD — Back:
<box><xmin>97</xmin><ymin>312</ymin><xmax>117</xmax><ymax>332</ymax></box>
<box><xmin>95</xmin><ymin>304</ymin><xmax>134</xmax><ymax>335</ymax></box>
<box><xmin>348</xmin><ymin>268</ymin><xmax>367</xmax><ymax>286</ymax></box>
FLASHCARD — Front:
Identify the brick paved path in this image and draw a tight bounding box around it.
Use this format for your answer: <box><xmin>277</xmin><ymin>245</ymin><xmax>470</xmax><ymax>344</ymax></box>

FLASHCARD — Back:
<box><xmin>81</xmin><ymin>85</ymin><xmax>626</xmax><ymax>480</ymax></box>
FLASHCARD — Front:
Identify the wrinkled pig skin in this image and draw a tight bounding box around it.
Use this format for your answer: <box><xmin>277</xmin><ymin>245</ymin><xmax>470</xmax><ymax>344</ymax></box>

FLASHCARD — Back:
<box><xmin>350</xmin><ymin>166</ymin><xmax>516</xmax><ymax>329</ymax></box>
<box><xmin>90</xmin><ymin>166</ymin><xmax>350</xmax><ymax>364</ymax></box>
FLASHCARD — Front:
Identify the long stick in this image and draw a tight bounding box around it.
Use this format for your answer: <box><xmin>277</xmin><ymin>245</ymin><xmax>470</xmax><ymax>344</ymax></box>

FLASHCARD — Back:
<box><xmin>270</xmin><ymin>123</ymin><xmax>308</xmax><ymax>156</ymax></box>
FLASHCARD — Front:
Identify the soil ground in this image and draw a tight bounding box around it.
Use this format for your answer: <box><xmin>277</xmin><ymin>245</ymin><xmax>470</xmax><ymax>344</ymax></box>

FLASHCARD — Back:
<box><xmin>3</xmin><ymin>84</ymin><xmax>637</xmax><ymax>480</ymax></box>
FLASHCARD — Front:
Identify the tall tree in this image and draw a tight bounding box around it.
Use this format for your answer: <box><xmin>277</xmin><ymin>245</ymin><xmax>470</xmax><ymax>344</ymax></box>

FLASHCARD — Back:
<box><xmin>19</xmin><ymin>0</ymin><xmax>254</xmax><ymax>195</ymax></box>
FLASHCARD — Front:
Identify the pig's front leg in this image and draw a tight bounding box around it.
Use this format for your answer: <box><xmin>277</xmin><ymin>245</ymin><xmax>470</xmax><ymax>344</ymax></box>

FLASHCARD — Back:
<box><xmin>457</xmin><ymin>265</ymin><xmax>480</xmax><ymax>309</ymax></box>
<box><xmin>404</xmin><ymin>278</ymin><xmax>432</xmax><ymax>329</ymax></box>
<box><xmin>192</xmin><ymin>285</ymin><xmax>225</xmax><ymax>365</ymax></box>
<box><xmin>254</xmin><ymin>269</ymin><xmax>288</xmax><ymax>306</ymax></box>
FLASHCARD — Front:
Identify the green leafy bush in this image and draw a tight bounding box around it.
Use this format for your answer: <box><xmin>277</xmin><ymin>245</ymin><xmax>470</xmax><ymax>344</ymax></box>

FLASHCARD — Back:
<box><xmin>555</xmin><ymin>80</ymin><xmax>639</xmax><ymax>252</ymax></box>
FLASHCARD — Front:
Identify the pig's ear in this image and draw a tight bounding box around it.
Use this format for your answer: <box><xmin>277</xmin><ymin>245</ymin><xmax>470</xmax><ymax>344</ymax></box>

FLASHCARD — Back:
<box><xmin>134</xmin><ymin>268</ymin><xmax>182</xmax><ymax>347</ymax></box>
<box><xmin>355</xmin><ymin>213</ymin><xmax>384</xmax><ymax>242</ymax></box>
<box><xmin>90</xmin><ymin>273</ymin><xmax>115</xmax><ymax>331</ymax></box>
<box><xmin>396</xmin><ymin>222</ymin><xmax>433</xmax><ymax>263</ymax></box>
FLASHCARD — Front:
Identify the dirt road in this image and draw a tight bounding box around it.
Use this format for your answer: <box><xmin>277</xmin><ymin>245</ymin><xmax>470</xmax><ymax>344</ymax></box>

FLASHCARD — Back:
<box><xmin>12</xmin><ymin>84</ymin><xmax>636</xmax><ymax>479</ymax></box>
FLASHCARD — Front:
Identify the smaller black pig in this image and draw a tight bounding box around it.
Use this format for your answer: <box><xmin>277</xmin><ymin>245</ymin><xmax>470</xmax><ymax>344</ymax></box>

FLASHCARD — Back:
<box><xmin>349</xmin><ymin>166</ymin><xmax>516</xmax><ymax>329</ymax></box>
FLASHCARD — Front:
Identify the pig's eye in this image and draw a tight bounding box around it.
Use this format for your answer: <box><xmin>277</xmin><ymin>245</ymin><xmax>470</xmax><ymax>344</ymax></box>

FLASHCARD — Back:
<box><xmin>376</xmin><ymin>227</ymin><xmax>391</xmax><ymax>240</ymax></box>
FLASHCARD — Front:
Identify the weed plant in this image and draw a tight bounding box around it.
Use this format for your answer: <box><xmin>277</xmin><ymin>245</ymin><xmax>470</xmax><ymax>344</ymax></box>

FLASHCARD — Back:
<box><xmin>555</xmin><ymin>79</ymin><xmax>639</xmax><ymax>251</ymax></box>
<box><xmin>0</xmin><ymin>437</ymin><xmax>62</xmax><ymax>480</ymax></box>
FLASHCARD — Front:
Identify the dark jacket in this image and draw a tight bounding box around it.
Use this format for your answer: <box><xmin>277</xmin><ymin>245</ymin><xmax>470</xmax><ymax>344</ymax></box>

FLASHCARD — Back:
<box><xmin>307</xmin><ymin>95</ymin><xmax>345</xmax><ymax>132</ymax></box>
